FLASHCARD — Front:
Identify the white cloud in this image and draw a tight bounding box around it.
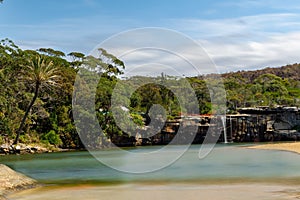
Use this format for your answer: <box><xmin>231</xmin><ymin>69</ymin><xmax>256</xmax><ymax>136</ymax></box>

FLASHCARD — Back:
<box><xmin>5</xmin><ymin>11</ymin><xmax>300</xmax><ymax>76</ymax></box>
<box><xmin>93</xmin><ymin>28</ymin><xmax>219</xmax><ymax>77</ymax></box>
<box><xmin>169</xmin><ymin>13</ymin><xmax>300</xmax><ymax>39</ymax></box>
<box><xmin>106</xmin><ymin>13</ymin><xmax>300</xmax><ymax>76</ymax></box>
<box><xmin>161</xmin><ymin>13</ymin><xmax>300</xmax><ymax>74</ymax></box>
<box><xmin>201</xmin><ymin>31</ymin><xmax>300</xmax><ymax>72</ymax></box>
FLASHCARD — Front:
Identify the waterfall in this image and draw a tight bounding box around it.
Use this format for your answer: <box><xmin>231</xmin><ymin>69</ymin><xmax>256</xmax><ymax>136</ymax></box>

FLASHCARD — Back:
<box><xmin>222</xmin><ymin>116</ymin><xmax>228</xmax><ymax>143</ymax></box>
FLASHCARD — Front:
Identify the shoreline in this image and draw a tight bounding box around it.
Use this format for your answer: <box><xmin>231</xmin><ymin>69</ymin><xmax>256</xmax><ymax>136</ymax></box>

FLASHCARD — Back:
<box><xmin>246</xmin><ymin>142</ymin><xmax>300</xmax><ymax>154</ymax></box>
<box><xmin>7</xmin><ymin>182</ymin><xmax>300</xmax><ymax>200</ymax></box>
<box><xmin>0</xmin><ymin>165</ymin><xmax>37</xmax><ymax>200</ymax></box>
<box><xmin>2</xmin><ymin>141</ymin><xmax>300</xmax><ymax>156</ymax></box>
<box><xmin>0</xmin><ymin>142</ymin><xmax>80</xmax><ymax>156</ymax></box>
<box><xmin>3</xmin><ymin>143</ymin><xmax>300</xmax><ymax>199</ymax></box>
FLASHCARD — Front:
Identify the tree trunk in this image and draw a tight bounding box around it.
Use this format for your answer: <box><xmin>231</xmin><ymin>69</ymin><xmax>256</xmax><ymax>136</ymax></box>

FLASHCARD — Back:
<box><xmin>13</xmin><ymin>83</ymin><xmax>39</xmax><ymax>145</ymax></box>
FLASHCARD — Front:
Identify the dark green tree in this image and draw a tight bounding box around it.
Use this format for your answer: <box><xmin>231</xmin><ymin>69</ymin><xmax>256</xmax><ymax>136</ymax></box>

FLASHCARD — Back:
<box><xmin>13</xmin><ymin>55</ymin><xmax>62</xmax><ymax>144</ymax></box>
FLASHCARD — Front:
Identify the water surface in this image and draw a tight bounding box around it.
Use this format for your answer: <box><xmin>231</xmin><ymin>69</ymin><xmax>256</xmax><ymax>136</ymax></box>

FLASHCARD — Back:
<box><xmin>1</xmin><ymin>144</ymin><xmax>300</xmax><ymax>184</ymax></box>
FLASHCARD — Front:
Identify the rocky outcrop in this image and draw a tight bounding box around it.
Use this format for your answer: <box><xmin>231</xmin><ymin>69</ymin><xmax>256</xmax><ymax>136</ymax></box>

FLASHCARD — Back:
<box><xmin>0</xmin><ymin>143</ymin><xmax>52</xmax><ymax>155</ymax></box>
<box><xmin>0</xmin><ymin>164</ymin><xmax>37</xmax><ymax>199</ymax></box>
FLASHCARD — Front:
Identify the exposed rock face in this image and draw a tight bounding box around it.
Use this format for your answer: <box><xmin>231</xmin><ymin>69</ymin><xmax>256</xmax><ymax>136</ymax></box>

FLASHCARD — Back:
<box><xmin>0</xmin><ymin>164</ymin><xmax>36</xmax><ymax>199</ymax></box>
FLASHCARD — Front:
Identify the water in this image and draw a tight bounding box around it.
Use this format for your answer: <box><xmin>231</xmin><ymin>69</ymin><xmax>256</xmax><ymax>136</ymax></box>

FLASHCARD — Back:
<box><xmin>1</xmin><ymin>144</ymin><xmax>300</xmax><ymax>184</ymax></box>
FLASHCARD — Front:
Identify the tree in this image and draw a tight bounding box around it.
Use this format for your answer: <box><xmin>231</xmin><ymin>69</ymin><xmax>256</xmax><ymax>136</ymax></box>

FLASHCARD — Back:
<box><xmin>0</xmin><ymin>39</ymin><xmax>26</xmax><ymax>139</ymax></box>
<box><xmin>13</xmin><ymin>55</ymin><xmax>62</xmax><ymax>144</ymax></box>
<box><xmin>254</xmin><ymin>74</ymin><xmax>289</xmax><ymax>106</ymax></box>
<box><xmin>38</xmin><ymin>48</ymin><xmax>65</xmax><ymax>57</ymax></box>
<box><xmin>68</xmin><ymin>52</ymin><xmax>85</xmax><ymax>68</ymax></box>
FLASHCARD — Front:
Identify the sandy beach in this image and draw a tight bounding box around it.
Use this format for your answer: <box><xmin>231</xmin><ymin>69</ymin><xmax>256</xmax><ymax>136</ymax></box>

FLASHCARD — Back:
<box><xmin>247</xmin><ymin>142</ymin><xmax>300</xmax><ymax>154</ymax></box>
<box><xmin>7</xmin><ymin>183</ymin><xmax>300</xmax><ymax>200</ymax></box>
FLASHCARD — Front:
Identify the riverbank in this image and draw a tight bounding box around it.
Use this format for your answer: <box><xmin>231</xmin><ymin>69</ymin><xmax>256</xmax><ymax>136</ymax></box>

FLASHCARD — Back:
<box><xmin>246</xmin><ymin>142</ymin><xmax>300</xmax><ymax>154</ymax></box>
<box><xmin>3</xmin><ymin>141</ymin><xmax>300</xmax><ymax>156</ymax></box>
<box><xmin>0</xmin><ymin>164</ymin><xmax>36</xmax><ymax>200</ymax></box>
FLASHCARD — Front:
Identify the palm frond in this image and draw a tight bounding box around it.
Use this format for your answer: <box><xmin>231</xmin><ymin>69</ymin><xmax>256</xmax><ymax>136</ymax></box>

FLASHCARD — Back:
<box><xmin>21</xmin><ymin>55</ymin><xmax>62</xmax><ymax>90</ymax></box>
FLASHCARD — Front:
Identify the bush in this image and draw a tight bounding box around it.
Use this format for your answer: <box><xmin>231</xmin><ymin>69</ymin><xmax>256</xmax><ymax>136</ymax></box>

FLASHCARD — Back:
<box><xmin>0</xmin><ymin>136</ymin><xmax>3</xmax><ymax>144</ymax></box>
<box><xmin>42</xmin><ymin>130</ymin><xmax>62</xmax><ymax>146</ymax></box>
<box><xmin>19</xmin><ymin>134</ymin><xmax>31</xmax><ymax>143</ymax></box>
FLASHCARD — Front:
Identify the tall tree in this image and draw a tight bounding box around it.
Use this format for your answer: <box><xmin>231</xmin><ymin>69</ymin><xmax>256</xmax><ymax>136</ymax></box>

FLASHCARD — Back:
<box><xmin>13</xmin><ymin>55</ymin><xmax>62</xmax><ymax>144</ymax></box>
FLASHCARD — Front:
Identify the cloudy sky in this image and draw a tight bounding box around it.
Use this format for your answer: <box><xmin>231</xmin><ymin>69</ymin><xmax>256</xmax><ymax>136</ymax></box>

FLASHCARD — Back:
<box><xmin>1</xmin><ymin>0</ymin><xmax>300</xmax><ymax>76</ymax></box>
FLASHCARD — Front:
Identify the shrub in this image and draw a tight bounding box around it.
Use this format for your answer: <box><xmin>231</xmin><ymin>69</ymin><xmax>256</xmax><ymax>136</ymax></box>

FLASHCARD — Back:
<box><xmin>42</xmin><ymin>130</ymin><xmax>62</xmax><ymax>146</ymax></box>
<box><xmin>19</xmin><ymin>134</ymin><xmax>31</xmax><ymax>143</ymax></box>
<box><xmin>0</xmin><ymin>136</ymin><xmax>3</xmax><ymax>144</ymax></box>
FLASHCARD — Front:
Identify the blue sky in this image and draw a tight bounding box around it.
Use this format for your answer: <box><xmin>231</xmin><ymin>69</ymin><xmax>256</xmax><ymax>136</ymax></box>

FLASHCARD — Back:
<box><xmin>1</xmin><ymin>0</ymin><xmax>300</xmax><ymax>75</ymax></box>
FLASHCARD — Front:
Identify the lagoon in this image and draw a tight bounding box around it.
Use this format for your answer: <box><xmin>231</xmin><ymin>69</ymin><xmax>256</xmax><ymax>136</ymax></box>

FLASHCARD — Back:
<box><xmin>1</xmin><ymin>144</ymin><xmax>300</xmax><ymax>184</ymax></box>
<box><xmin>3</xmin><ymin>144</ymin><xmax>300</xmax><ymax>200</ymax></box>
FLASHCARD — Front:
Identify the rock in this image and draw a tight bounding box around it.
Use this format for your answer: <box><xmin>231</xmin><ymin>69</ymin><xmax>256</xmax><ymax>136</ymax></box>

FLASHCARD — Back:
<box><xmin>0</xmin><ymin>145</ymin><xmax>9</xmax><ymax>155</ymax></box>
<box><xmin>0</xmin><ymin>164</ymin><xmax>37</xmax><ymax>199</ymax></box>
<box><xmin>0</xmin><ymin>143</ymin><xmax>55</xmax><ymax>155</ymax></box>
<box><xmin>14</xmin><ymin>145</ymin><xmax>21</xmax><ymax>154</ymax></box>
<box><xmin>0</xmin><ymin>144</ymin><xmax>9</xmax><ymax>149</ymax></box>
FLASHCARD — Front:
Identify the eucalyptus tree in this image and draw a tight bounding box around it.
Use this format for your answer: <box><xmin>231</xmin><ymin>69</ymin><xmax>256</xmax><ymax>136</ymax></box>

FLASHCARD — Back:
<box><xmin>0</xmin><ymin>39</ymin><xmax>25</xmax><ymax>139</ymax></box>
<box><xmin>254</xmin><ymin>74</ymin><xmax>289</xmax><ymax>106</ymax></box>
<box><xmin>13</xmin><ymin>55</ymin><xmax>62</xmax><ymax>144</ymax></box>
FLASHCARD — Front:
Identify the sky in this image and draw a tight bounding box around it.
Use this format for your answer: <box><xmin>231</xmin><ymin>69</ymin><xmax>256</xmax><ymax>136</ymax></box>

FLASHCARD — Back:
<box><xmin>1</xmin><ymin>0</ymin><xmax>300</xmax><ymax>76</ymax></box>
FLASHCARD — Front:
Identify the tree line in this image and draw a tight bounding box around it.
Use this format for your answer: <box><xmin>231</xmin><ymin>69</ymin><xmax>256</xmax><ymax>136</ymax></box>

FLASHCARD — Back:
<box><xmin>1</xmin><ymin>38</ymin><xmax>300</xmax><ymax>148</ymax></box>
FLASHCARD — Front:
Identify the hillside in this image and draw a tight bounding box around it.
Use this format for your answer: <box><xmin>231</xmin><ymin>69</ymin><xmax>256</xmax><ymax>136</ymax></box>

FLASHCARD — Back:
<box><xmin>222</xmin><ymin>63</ymin><xmax>300</xmax><ymax>83</ymax></box>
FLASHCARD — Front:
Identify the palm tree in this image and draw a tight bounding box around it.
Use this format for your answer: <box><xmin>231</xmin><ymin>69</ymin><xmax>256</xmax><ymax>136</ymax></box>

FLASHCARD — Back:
<box><xmin>13</xmin><ymin>55</ymin><xmax>61</xmax><ymax>144</ymax></box>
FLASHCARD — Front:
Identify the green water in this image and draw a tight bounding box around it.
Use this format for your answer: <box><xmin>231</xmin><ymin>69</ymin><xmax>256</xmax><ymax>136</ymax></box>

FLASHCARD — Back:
<box><xmin>1</xmin><ymin>144</ymin><xmax>300</xmax><ymax>184</ymax></box>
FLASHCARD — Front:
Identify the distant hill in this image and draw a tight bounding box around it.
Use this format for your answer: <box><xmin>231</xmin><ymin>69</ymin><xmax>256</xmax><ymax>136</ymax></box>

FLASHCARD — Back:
<box><xmin>221</xmin><ymin>63</ymin><xmax>300</xmax><ymax>83</ymax></box>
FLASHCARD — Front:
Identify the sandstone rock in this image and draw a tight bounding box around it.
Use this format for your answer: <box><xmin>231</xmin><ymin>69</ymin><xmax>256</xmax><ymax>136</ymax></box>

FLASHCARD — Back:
<box><xmin>0</xmin><ymin>143</ymin><xmax>53</xmax><ymax>155</ymax></box>
<box><xmin>0</xmin><ymin>164</ymin><xmax>36</xmax><ymax>199</ymax></box>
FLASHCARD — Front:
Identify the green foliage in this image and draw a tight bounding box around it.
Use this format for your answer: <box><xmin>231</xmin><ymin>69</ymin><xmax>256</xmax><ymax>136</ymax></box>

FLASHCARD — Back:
<box><xmin>223</xmin><ymin>70</ymin><xmax>300</xmax><ymax>109</ymax></box>
<box><xmin>38</xmin><ymin>48</ymin><xmax>65</xmax><ymax>57</ymax></box>
<box><xmin>0</xmin><ymin>38</ymin><xmax>80</xmax><ymax>147</ymax></box>
<box><xmin>42</xmin><ymin>130</ymin><xmax>62</xmax><ymax>146</ymax></box>
<box><xmin>130</xmin><ymin>113</ymin><xmax>144</xmax><ymax>126</ymax></box>
<box><xmin>19</xmin><ymin>134</ymin><xmax>31</xmax><ymax>144</ymax></box>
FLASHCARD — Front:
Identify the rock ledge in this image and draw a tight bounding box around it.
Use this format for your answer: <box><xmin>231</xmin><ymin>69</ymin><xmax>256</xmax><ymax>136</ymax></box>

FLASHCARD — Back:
<box><xmin>0</xmin><ymin>164</ymin><xmax>37</xmax><ymax>199</ymax></box>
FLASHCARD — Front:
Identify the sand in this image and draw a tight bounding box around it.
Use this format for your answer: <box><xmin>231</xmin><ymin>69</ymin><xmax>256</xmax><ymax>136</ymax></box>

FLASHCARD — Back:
<box><xmin>0</xmin><ymin>164</ymin><xmax>36</xmax><ymax>200</ymax></box>
<box><xmin>247</xmin><ymin>142</ymin><xmax>300</xmax><ymax>154</ymax></box>
<box><xmin>7</xmin><ymin>183</ymin><xmax>300</xmax><ymax>200</ymax></box>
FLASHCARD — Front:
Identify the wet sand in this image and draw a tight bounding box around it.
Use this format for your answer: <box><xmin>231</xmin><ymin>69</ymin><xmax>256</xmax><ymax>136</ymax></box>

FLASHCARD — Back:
<box><xmin>247</xmin><ymin>142</ymin><xmax>300</xmax><ymax>154</ymax></box>
<box><xmin>7</xmin><ymin>183</ymin><xmax>300</xmax><ymax>200</ymax></box>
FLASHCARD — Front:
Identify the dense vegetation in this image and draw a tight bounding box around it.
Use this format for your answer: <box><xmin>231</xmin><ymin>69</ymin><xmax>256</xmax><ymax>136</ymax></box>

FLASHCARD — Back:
<box><xmin>221</xmin><ymin>65</ymin><xmax>300</xmax><ymax>111</ymax></box>
<box><xmin>1</xmin><ymin>39</ymin><xmax>300</xmax><ymax>148</ymax></box>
